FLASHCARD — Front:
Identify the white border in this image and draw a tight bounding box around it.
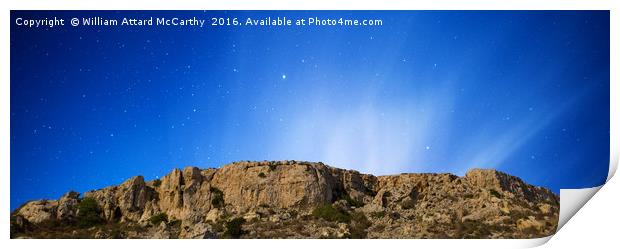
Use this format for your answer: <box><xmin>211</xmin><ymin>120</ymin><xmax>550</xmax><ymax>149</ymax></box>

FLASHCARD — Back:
<box><xmin>2</xmin><ymin>1</ymin><xmax>618</xmax><ymax>248</ymax></box>
<box><xmin>609</xmin><ymin>3</ymin><xmax>618</xmax><ymax>182</ymax></box>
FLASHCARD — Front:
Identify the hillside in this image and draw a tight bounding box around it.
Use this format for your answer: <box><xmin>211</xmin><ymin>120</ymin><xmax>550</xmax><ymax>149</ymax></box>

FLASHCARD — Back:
<box><xmin>10</xmin><ymin>160</ymin><xmax>559</xmax><ymax>239</ymax></box>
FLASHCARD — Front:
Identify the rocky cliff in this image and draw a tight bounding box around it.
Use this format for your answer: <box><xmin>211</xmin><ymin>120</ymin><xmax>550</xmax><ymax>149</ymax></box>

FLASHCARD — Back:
<box><xmin>11</xmin><ymin>161</ymin><xmax>559</xmax><ymax>239</ymax></box>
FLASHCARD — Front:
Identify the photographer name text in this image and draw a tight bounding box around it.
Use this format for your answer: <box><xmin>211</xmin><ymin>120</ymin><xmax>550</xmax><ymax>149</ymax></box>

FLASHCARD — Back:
<box><xmin>14</xmin><ymin>16</ymin><xmax>383</xmax><ymax>29</ymax></box>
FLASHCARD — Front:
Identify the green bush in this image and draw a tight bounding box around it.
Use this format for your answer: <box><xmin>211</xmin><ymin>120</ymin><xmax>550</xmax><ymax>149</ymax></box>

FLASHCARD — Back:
<box><xmin>258</xmin><ymin>172</ymin><xmax>266</xmax><ymax>178</ymax></box>
<box><xmin>152</xmin><ymin>179</ymin><xmax>162</xmax><ymax>187</ymax></box>
<box><xmin>312</xmin><ymin>204</ymin><xmax>350</xmax><ymax>223</ymax></box>
<box><xmin>76</xmin><ymin>197</ymin><xmax>104</xmax><ymax>228</ymax></box>
<box><xmin>210</xmin><ymin>187</ymin><xmax>225</xmax><ymax>208</ymax></box>
<box><xmin>223</xmin><ymin>217</ymin><xmax>245</xmax><ymax>238</ymax></box>
<box><xmin>149</xmin><ymin>213</ymin><xmax>168</xmax><ymax>226</ymax></box>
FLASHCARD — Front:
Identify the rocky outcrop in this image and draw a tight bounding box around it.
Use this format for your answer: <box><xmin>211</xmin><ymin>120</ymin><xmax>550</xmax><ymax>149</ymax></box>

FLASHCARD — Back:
<box><xmin>83</xmin><ymin>175</ymin><xmax>154</xmax><ymax>223</ymax></box>
<box><xmin>10</xmin><ymin>161</ymin><xmax>559</xmax><ymax>239</ymax></box>
<box><xmin>56</xmin><ymin>191</ymin><xmax>80</xmax><ymax>221</ymax></box>
<box><xmin>13</xmin><ymin>200</ymin><xmax>58</xmax><ymax>224</ymax></box>
<box><xmin>464</xmin><ymin>169</ymin><xmax>557</xmax><ymax>204</ymax></box>
<box><xmin>210</xmin><ymin>161</ymin><xmax>337</xmax><ymax>212</ymax></box>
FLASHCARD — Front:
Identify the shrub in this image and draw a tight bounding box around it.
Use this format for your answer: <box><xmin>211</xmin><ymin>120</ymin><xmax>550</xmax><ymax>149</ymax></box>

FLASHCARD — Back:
<box><xmin>76</xmin><ymin>197</ymin><xmax>104</xmax><ymax>228</ymax></box>
<box><xmin>457</xmin><ymin>219</ymin><xmax>492</xmax><ymax>239</ymax></box>
<box><xmin>258</xmin><ymin>172</ymin><xmax>266</xmax><ymax>178</ymax></box>
<box><xmin>212</xmin><ymin>221</ymin><xmax>225</xmax><ymax>233</ymax></box>
<box><xmin>349</xmin><ymin>212</ymin><xmax>371</xmax><ymax>239</ymax></box>
<box><xmin>149</xmin><ymin>213</ymin><xmax>168</xmax><ymax>226</ymax></box>
<box><xmin>311</xmin><ymin>204</ymin><xmax>350</xmax><ymax>223</ymax></box>
<box><xmin>223</xmin><ymin>217</ymin><xmax>245</xmax><ymax>238</ymax></box>
<box><xmin>108</xmin><ymin>224</ymin><xmax>125</xmax><ymax>239</ymax></box>
<box><xmin>400</xmin><ymin>198</ymin><xmax>416</xmax><ymax>210</ymax></box>
<box><xmin>389</xmin><ymin>212</ymin><xmax>401</xmax><ymax>220</ymax></box>
<box><xmin>152</xmin><ymin>179</ymin><xmax>161</xmax><ymax>187</ymax></box>
<box><xmin>343</xmin><ymin>195</ymin><xmax>363</xmax><ymax>208</ymax></box>
<box><xmin>370</xmin><ymin>211</ymin><xmax>386</xmax><ymax>219</ymax></box>
<box><xmin>268</xmin><ymin>164</ymin><xmax>277</xmax><ymax>171</ymax></box>
<box><xmin>490</xmin><ymin>189</ymin><xmax>502</xmax><ymax>198</ymax></box>
<box><xmin>210</xmin><ymin>187</ymin><xmax>225</xmax><ymax>208</ymax></box>
<box><xmin>334</xmin><ymin>190</ymin><xmax>363</xmax><ymax>208</ymax></box>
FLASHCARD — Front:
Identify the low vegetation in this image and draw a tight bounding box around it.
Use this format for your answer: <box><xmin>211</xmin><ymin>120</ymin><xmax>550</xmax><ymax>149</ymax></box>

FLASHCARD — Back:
<box><xmin>76</xmin><ymin>197</ymin><xmax>104</xmax><ymax>228</ymax></box>
<box><xmin>152</xmin><ymin>179</ymin><xmax>162</xmax><ymax>187</ymax></box>
<box><xmin>370</xmin><ymin>211</ymin><xmax>386</xmax><ymax>218</ymax></box>
<box><xmin>210</xmin><ymin>187</ymin><xmax>225</xmax><ymax>208</ymax></box>
<box><xmin>149</xmin><ymin>213</ymin><xmax>168</xmax><ymax>226</ymax></box>
<box><xmin>311</xmin><ymin>204</ymin><xmax>351</xmax><ymax>223</ymax></box>
<box><xmin>490</xmin><ymin>189</ymin><xmax>502</xmax><ymax>198</ymax></box>
<box><xmin>268</xmin><ymin>164</ymin><xmax>277</xmax><ymax>171</ymax></box>
<box><xmin>349</xmin><ymin>212</ymin><xmax>371</xmax><ymax>239</ymax></box>
<box><xmin>400</xmin><ymin>198</ymin><xmax>416</xmax><ymax>209</ymax></box>
<box><xmin>223</xmin><ymin>217</ymin><xmax>245</xmax><ymax>238</ymax></box>
<box><xmin>343</xmin><ymin>195</ymin><xmax>363</xmax><ymax>208</ymax></box>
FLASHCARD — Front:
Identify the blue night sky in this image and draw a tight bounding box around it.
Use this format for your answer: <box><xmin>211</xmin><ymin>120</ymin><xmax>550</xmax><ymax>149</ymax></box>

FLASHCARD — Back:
<box><xmin>10</xmin><ymin>11</ymin><xmax>609</xmax><ymax>210</ymax></box>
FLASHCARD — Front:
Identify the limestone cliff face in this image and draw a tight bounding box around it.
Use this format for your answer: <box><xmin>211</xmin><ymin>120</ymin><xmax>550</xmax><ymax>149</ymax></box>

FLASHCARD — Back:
<box><xmin>10</xmin><ymin>161</ymin><xmax>559</xmax><ymax>239</ymax></box>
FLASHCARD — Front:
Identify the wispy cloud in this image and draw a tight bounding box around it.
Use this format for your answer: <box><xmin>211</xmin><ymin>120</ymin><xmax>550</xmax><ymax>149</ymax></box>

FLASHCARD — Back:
<box><xmin>272</xmin><ymin>83</ymin><xmax>455</xmax><ymax>175</ymax></box>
